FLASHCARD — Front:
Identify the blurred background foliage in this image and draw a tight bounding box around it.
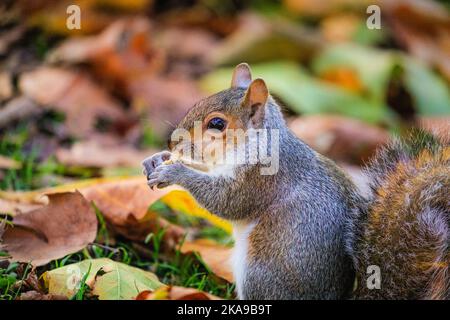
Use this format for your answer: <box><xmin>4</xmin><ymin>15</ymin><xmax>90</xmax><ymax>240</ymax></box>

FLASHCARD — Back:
<box><xmin>0</xmin><ymin>0</ymin><xmax>449</xmax><ymax>189</ymax></box>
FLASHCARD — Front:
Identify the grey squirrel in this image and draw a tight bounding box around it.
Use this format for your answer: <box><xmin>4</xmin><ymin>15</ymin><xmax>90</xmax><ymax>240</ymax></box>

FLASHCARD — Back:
<box><xmin>142</xmin><ymin>63</ymin><xmax>450</xmax><ymax>299</ymax></box>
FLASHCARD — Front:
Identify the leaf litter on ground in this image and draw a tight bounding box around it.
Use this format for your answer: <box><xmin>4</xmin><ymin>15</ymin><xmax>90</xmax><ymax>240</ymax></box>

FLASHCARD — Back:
<box><xmin>0</xmin><ymin>176</ymin><xmax>235</xmax><ymax>299</ymax></box>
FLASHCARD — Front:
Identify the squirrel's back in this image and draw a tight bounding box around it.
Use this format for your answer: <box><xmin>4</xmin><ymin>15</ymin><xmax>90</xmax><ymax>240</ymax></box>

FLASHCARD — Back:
<box><xmin>347</xmin><ymin>131</ymin><xmax>450</xmax><ymax>299</ymax></box>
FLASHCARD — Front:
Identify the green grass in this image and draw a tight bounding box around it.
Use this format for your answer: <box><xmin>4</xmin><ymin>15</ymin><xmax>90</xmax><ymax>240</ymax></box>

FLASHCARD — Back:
<box><xmin>0</xmin><ymin>260</ymin><xmax>19</xmax><ymax>300</ymax></box>
<box><xmin>0</xmin><ymin>260</ymin><xmax>33</xmax><ymax>300</ymax></box>
<box><xmin>0</xmin><ymin>113</ymin><xmax>89</xmax><ymax>191</ymax></box>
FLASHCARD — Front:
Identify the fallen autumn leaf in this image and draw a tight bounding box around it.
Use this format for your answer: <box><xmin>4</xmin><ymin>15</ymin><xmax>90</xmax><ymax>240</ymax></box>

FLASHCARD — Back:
<box><xmin>0</xmin><ymin>191</ymin><xmax>97</xmax><ymax>266</ymax></box>
<box><xmin>43</xmin><ymin>258</ymin><xmax>164</xmax><ymax>300</ymax></box>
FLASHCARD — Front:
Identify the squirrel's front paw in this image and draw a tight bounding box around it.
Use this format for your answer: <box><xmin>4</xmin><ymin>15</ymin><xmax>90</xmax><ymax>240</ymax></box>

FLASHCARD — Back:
<box><xmin>147</xmin><ymin>162</ymin><xmax>186</xmax><ymax>189</ymax></box>
<box><xmin>142</xmin><ymin>151</ymin><xmax>172</xmax><ymax>178</ymax></box>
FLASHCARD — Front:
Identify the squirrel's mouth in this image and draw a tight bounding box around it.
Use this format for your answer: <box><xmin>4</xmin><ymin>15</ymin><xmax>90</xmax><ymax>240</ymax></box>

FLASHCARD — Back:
<box><xmin>164</xmin><ymin>153</ymin><xmax>210</xmax><ymax>172</ymax></box>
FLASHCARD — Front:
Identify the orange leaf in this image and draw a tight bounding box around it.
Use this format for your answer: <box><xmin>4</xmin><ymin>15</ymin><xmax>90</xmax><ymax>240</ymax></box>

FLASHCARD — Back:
<box><xmin>181</xmin><ymin>239</ymin><xmax>233</xmax><ymax>283</ymax></box>
<box><xmin>136</xmin><ymin>286</ymin><xmax>221</xmax><ymax>300</ymax></box>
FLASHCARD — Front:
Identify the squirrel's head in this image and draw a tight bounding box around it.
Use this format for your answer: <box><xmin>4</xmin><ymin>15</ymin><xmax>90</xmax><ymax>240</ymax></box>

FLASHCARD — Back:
<box><xmin>168</xmin><ymin>63</ymin><xmax>277</xmax><ymax>172</ymax></box>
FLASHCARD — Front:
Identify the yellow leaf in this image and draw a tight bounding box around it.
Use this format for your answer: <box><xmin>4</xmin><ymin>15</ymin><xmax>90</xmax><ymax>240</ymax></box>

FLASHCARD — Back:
<box><xmin>43</xmin><ymin>258</ymin><xmax>163</xmax><ymax>300</ymax></box>
<box><xmin>160</xmin><ymin>190</ymin><xmax>232</xmax><ymax>234</ymax></box>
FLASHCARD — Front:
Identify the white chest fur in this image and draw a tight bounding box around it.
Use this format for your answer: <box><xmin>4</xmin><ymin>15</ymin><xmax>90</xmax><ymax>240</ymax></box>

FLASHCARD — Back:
<box><xmin>231</xmin><ymin>220</ymin><xmax>257</xmax><ymax>299</ymax></box>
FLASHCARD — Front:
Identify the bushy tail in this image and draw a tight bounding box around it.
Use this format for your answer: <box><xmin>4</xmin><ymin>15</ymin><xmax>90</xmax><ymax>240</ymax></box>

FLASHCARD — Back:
<box><xmin>347</xmin><ymin>130</ymin><xmax>450</xmax><ymax>299</ymax></box>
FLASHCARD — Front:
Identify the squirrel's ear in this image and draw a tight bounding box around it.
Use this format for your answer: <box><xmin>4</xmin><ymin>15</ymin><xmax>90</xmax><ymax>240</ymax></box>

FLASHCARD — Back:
<box><xmin>243</xmin><ymin>78</ymin><xmax>269</xmax><ymax>126</ymax></box>
<box><xmin>231</xmin><ymin>63</ymin><xmax>252</xmax><ymax>89</ymax></box>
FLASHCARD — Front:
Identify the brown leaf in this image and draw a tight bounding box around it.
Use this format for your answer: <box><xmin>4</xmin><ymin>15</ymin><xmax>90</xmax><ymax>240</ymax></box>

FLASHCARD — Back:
<box><xmin>48</xmin><ymin>17</ymin><xmax>204</xmax><ymax>137</ymax></box>
<box><xmin>0</xmin><ymin>198</ymin><xmax>41</xmax><ymax>216</ymax></box>
<box><xmin>129</xmin><ymin>76</ymin><xmax>204</xmax><ymax>136</ymax></box>
<box><xmin>18</xmin><ymin>290</ymin><xmax>68</xmax><ymax>300</ymax></box>
<box><xmin>109</xmin><ymin>212</ymin><xmax>184</xmax><ymax>250</ymax></box>
<box><xmin>157</xmin><ymin>6</ymin><xmax>237</xmax><ymax>37</ymax></box>
<box><xmin>383</xmin><ymin>0</ymin><xmax>450</xmax><ymax>82</ymax></box>
<box><xmin>80</xmin><ymin>179</ymin><xmax>185</xmax><ymax>247</ymax></box>
<box><xmin>48</xmin><ymin>17</ymin><xmax>165</xmax><ymax>93</ymax></box>
<box><xmin>0</xmin><ymin>177</ymin><xmax>230</xmax><ymax>246</ymax></box>
<box><xmin>19</xmin><ymin>266</ymin><xmax>42</xmax><ymax>292</ymax></box>
<box><xmin>181</xmin><ymin>239</ymin><xmax>233</xmax><ymax>283</ymax></box>
<box><xmin>136</xmin><ymin>286</ymin><xmax>221</xmax><ymax>300</ymax></box>
<box><xmin>417</xmin><ymin>116</ymin><xmax>450</xmax><ymax>138</ymax></box>
<box><xmin>0</xmin><ymin>71</ymin><xmax>14</xmax><ymax>101</ymax></box>
<box><xmin>1</xmin><ymin>191</ymin><xmax>97</xmax><ymax>266</ymax></box>
<box><xmin>0</xmin><ymin>96</ymin><xmax>41</xmax><ymax>130</ymax></box>
<box><xmin>156</xmin><ymin>27</ymin><xmax>219</xmax><ymax>63</ymax></box>
<box><xmin>81</xmin><ymin>178</ymin><xmax>174</xmax><ymax>224</ymax></box>
<box><xmin>19</xmin><ymin>67</ymin><xmax>126</xmax><ymax>137</ymax></box>
<box><xmin>0</xmin><ymin>155</ymin><xmax>21</xmax><ymax>170</ymax></box>
<box><xmin>12</xmin><ymin>265</ymin><xmax>45</xmax><ymax>294</ymax></box>
<box><xmin>55</xmin><ymin>138</ymin><xmax>157</xmax><ymax>168</ymax></box>
<box><xmin>283</xmin><ymin>0</ymin><xmax>366</xmax><ymax>17</ymax></box>
<box><xmin>288</xmin><ymin>115</ymin><xmax>389</xmax><ymax>165</ymax></box>
<box><xmin>25</xmin><ymin>1</ymin><xmax>112</xmax><ymax>36</ymax></box>
<box><xmin>0</xmin><ymin>25</ymin><xmax>26</xmax><ymax>56</ymax></box>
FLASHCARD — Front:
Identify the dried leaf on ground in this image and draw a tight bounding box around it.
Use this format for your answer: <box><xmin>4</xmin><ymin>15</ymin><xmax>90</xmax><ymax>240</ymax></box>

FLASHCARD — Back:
<box><xmin>289</xmin><ymin>115</ymin><xmax>389</xmax><ymax>164</ymax></box>
<box><xmin>48</xmin><ymin>17</ymin><xmax>199</xmax><ymax>137</ymax></box>
<box><xmin>0</xmin><ymin>155</ymin><xmax>21</xmax><ymax>170</ymax></box>
<box><xmin>55</xmin><ymin>138</ymin><xmax>157</xmax><ymax>168</ymax></box>
<box><xmin>14</xmin><ymin>264</ymin><xmax>42</xmax><ymax>291</ymax></box>
<box><xmin>136</xmin><ymin>286</ymin><xmax>221</xmax><ymax>300</ymax></box>
<box><xmin>48</xmin><ymin>17</ymin><xmax>165</xmax><ymax>92</ymax></box>
<box><xmin>0</xmin><ymin>25</ymin><xmax>26</xmax><ymax>55</ymax></box>
<box><xmin>81</xmin><ymin>179</ymin><xmax>186</xmax><ymax>247</ymax></box>
<box><xmin>383</xmin><ymin>0</ymin><xmax>450</xmax><ymax>82</ymax></box>
<box><xmin>18</xmin><ymin>291</ymin><xmax>68</xmax><ymax>300</ymax></box>
<box><xmin>0</xmin><ymin>96</ymin><xmax>41</xmax><ymax>129</ymax></box>
<box><xmin>80</xmin><ymin>178</ymin><xmax>180</xmax><ymax>223</ymax></box>
<box><xmin>43</xmin><ymin>258</ymin><xmax>164</xmax><ymax>300</ymax></box>
<box><xmin>283</xmin><ymin>0</ymin><xmax>367</xmax><ymax>17</ymax></box>
<box><xmin>25</xmin><ymin>1</ymin><xmax>112</xmax><ymax>36</ymax></box>
<box><xmin>181</xmin><ymin>239</ymin><xmax>233</xmax><ymax>283</ymax></box>
<box><xmin>0</xmin><ymin>177</ymin><xmax>232</xmax><ymax>245</ymax></box>
<box><xmin>0</xmin><ymin>199</ymin><xmax>41</xmax><ymax>216</ymax></box>
<box><xmin>156</xmin><ymin>27</ymin><xmax>219</xmax><ymax>63</ymax></box>
<box><xmin>0</xmin><ymin>192</ymin><xmax>97</xmax><ymax>266</ymax></box>
<box><xmin>418</xmin><ymin>116</ymin><xmax>450</xmax><ymax>138</ymax></box>
<box><xmin>19</xmin><ymin>67</ymin><xmax>126</xmax><ymax>137</ymax></box>
<box><xmin>129</xmin><ymin>76</ymin><xmax>204</xmax><ymax>136</ymax></box>
<box><xmin>0</xmin><ymin>72</ymin><xmax>14</xmax><ymax>101</ymax></box>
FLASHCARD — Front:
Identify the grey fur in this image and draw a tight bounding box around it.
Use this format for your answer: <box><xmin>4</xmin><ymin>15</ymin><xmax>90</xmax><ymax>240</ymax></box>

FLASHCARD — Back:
<box><xmin>144</xmin><ymin>88</ymin><xmax>361</xmax><ymax>299</ymax></box>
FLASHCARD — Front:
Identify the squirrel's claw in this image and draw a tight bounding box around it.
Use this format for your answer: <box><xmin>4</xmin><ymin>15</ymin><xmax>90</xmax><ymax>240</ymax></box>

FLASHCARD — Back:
<box><xmin>142</xmin><ymin>151</ymin><xmax>172</xmax><ymax>178</ymax></box>
<box><xmin>146</xmin><ymin>162</ymin><xmax>184</xmax><ymax>190</ymax></box>
<box><xmin>143</xmin><ymin>151</ymin><xmax>174</xmax><ymax>190</ymax></box>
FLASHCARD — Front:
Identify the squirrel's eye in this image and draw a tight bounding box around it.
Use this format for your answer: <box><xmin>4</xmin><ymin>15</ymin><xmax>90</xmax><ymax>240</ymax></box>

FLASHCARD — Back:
<box><xmin>207</xmin><ymin>117</ymin><xmax>227</xmax><ymax>131</ymax></box>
